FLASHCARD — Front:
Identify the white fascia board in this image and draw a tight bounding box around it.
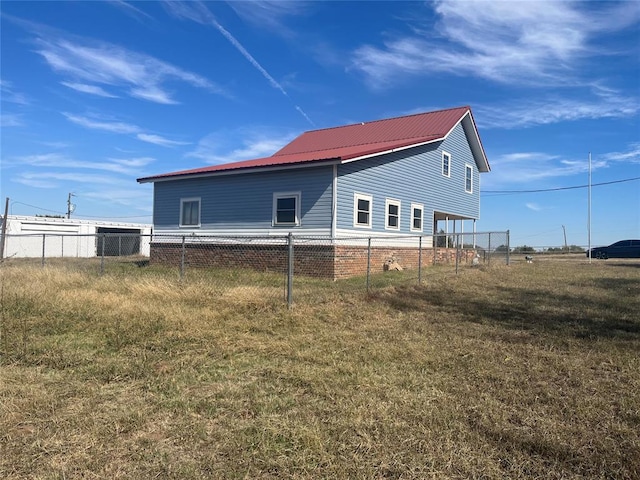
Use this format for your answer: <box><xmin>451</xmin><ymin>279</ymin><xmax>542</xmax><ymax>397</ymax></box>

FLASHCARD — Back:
<box><xmin>339</xmin><ymin>138</ymin><xmax>444</xmax><ymax>164</ymax></box>
<box><xmin>459</xmin><ymin>112</ymin><xmax>490</xmax><ymax>173</ymax></box>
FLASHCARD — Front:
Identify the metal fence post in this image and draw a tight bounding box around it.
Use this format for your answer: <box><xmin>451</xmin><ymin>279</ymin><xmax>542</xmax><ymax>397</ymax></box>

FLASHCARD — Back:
<box><xmin>287</xmin><ymin>233</ymin><xmax>293</xmax><ymax>308</ymax></box>
<box><xmin>100</xmin><ymin>234</ymin><xmax>105</xmax><ymax>275</ymax></box>
<box><xmin>418</xmin><ymin>236</ymin><xmax>423</xmax><ymax>285</ymax></box>
<box><xmin>180</xmin><ymin>236</ymin><xmax>186</xmax><ymax>281</ymax></box>
<box><xmin>506</xmin><ymin>230</ymin><xmax>511</xmax><ymax>265</ymax></box>
<box><xmin>61</xmin><ymin>235</ymin><xmax>64</xmax><ymax>258</ymax></box>
<box><xmin>455</xmin><ymin>236</ymin><xmax>460</xmax><ymax>275</ymax></box>
<box><xmin>488</xmin><ymin>232</ymin><xmax>492</xmax><ymax>266</ymax></box>
<box><xmin>366</xmin><ymin>237</ymin><xmax>371</xmax><ymax>293</ymax></box>
<box><xmin>41</xmin><ymin>233</ymin><xmax>46</xmax><ymax>267</ymax></box>
<box><xmin>118</xmin><ymin>235</ymin><xmax>122</xmax><ymax>257</ymax></box>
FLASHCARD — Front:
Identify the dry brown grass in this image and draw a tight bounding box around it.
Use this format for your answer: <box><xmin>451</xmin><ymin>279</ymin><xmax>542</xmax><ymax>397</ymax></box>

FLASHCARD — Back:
<box><xmin>1</xmin><ymin>258</ymin><xmax>639</xmax><ymax>479</ymax></box>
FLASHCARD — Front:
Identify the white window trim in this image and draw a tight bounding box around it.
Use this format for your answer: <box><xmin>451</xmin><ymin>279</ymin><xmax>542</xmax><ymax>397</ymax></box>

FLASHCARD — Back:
<box><xmin>385</xmin><ymin>198</ymin><xmax>401</xmax><ymax>231</ymax></box>
<box><xmin>410</xmin><ymin>203</ymin><xmax>424</xmax><ymax>232</ymax></box>
<box><xmin>179</xmin><ymin>197</ymin><xmax>201</xmax><ymax>228</ymax></box>
<box><xmin>272</xmin><ymin>191</ymin><xmax>301</xmax><ymax>226</ymax></box>
<box><xmin>353</xmin><ymin>193</ymin><xmax>373</xmax><ymax>228</ymax></box>
<box><xmin>465</xmin><ymin>164</ymin><xmax>473</xmax><ymax>193</ymax></box>
<box><xmin>442</xmin><ymin>151</ymin><xmax>451</xmax><ymax>177</ymax></box>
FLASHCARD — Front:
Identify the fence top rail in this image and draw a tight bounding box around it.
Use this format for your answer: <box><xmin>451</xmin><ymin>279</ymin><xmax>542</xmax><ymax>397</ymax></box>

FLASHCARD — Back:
<box><xmin>3</xmin><ymin>231</ymin><xmax>509</xmax><ymax>240</ymax></box>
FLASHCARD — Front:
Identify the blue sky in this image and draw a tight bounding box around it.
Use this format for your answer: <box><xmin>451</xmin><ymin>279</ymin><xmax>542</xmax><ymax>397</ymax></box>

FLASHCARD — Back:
<box><xmin>1</xmin><ymin>0</ymin><xmax>638</xmax><ymax>248</ymax></box>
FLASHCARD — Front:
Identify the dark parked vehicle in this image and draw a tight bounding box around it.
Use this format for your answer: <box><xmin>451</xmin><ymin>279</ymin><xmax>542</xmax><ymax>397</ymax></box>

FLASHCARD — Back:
<box><xmin>588</xmin><ymin>239</ymin><xmax>640</xmax><ymax>259</ymax></box>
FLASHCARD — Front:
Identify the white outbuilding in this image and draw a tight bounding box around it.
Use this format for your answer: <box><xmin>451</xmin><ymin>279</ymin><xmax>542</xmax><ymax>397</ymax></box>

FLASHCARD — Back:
<box><xmin>0</xmin><ymin>215</ymin><xmax>152</xmax><ymax>259</ymax></box>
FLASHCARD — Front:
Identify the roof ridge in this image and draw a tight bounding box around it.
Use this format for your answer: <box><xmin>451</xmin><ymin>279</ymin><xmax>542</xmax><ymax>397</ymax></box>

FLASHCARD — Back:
<box><xmin>298</xmin><ymin>105</ymin><xmax>470</xmax><ymax>135</ymax></box>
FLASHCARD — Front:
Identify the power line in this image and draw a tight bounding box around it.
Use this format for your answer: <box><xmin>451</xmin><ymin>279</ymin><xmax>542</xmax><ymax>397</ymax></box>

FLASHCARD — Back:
<box><xmin>10</xmin><ymin>201</ymin><xmax>65</xmax><ymax>215</ymax></box>
<box><xmin>9</xmin><ymin>201</ymin><xmax>151</xmax><ymax>220</ymax></box>
<box><xmin>482</xmin><ymin>176</ymin><xmax>640</xmax><ymax>196</ymax></box>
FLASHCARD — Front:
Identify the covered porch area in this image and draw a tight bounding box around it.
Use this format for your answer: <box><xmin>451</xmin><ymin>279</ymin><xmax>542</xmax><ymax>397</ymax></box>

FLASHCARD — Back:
<box><xmin>433</xmin><ymin>211</ymin><xmax>478</xmax><ymax>248</ymax></box>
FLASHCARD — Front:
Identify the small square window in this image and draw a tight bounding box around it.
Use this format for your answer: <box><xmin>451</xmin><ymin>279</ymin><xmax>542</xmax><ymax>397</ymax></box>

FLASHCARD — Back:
<box><xmin>385</xmin><ymin>198</ymin><xmax>401</xmax><ymax>230</ymax></box>
<box><xmin>442</xmin><ymin>151</ymin><xmax>451</xmax><ymax>177</ymax></box>
<box><xmin>273</xmin><ymin>192</ymin><xmax>301</xmax><ymax>226</ymax></box>
<box><xmin>354</xmin><ymin>193</ymin><xmax>372</xmax><ymax>228</ymax></box>
<box><xmin>180</xmin><ymin>198</ymin><xmax>200</xmax><ymax>227</ymax></box>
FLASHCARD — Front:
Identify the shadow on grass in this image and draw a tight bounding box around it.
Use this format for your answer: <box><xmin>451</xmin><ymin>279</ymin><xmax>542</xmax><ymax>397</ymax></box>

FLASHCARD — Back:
<box><xmin>372</xmin><ymin>279</ymin><xmax>640</xmax><ymax>341</ymax></box>
<box><xmin>602</xmin><ymin>261</ymin><xmax>640</xmax><ymax>269</ymax></box>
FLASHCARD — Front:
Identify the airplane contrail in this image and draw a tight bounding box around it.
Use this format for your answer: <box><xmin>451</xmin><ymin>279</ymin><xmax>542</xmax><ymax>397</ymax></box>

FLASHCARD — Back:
<box><xmin>164</xmin><ymin>1</ymin><xmax>315</xmax><ymax>126</ymax></box>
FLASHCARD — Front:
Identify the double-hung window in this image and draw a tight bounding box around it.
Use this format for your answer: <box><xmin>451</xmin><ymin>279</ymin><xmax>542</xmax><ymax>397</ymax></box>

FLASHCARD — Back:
<box><xmin>180</xmin><ymin>198</ymin><xmax>200</xmax><ymax>227</ymax></box>
<box><xmin>385</xmin><ymin>198</ymin><xmax>401</xmax><ymax>230</ymax></box>
<box><xmin>354</xmin><ymin>193</ymin><xmax>372</xmax><ymax>228</ymax></box>
<box><xmin>442</xmin><ymin>151</ymin><xmax>451</xmax><ymax>177</ymax></box>
<box><xmin>465</xmin><ymin>164</ymin><xmax>473</xmax><ymax>193</ymax></box>
<box><xmin>411</xmin><ymin>203</ymin><xmax>423</xmax><ymax>232</ymax></box>
<box><xmin>273</xmin><ymin>192</ymin><xmax>301</xmax><ymax>226</ymax></box>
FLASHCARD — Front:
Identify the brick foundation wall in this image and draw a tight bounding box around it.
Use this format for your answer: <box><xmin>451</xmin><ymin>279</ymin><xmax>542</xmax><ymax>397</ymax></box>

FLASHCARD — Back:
<box><xmin>150</xmin><ymin>242</ymin><xmax>336</xmax><ymax>278</ymax></box>
<box><xmin>151</xmin><ymin>241</ymin><xmax>476</xmax><ymax>280</ymax></box>
<box><xmin>332</xmin><ymin>245</ymin><xmax>476</xmax><ymax>279</ymax></box>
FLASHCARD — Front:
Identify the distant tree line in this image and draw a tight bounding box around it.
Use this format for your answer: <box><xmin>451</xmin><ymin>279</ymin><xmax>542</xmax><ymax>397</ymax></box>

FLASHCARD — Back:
<box><xmin>494</xmin><ymin>245</ymin><xmax>586</xmax><ymax>254</ymax></box>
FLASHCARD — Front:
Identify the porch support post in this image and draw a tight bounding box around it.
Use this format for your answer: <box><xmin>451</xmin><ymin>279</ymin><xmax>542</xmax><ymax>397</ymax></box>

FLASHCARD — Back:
<box><xmin>445</xmin><ymin>216</ymin><xmax>449</xmax><ymax>248</ymax></box>
<box><xmin>473</xmin><ymin>219</ymin><xmax>477</xmax><ymax>248</ymax></box>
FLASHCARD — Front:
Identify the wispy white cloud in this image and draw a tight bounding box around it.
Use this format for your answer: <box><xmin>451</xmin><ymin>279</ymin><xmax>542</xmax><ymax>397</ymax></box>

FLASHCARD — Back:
<box><xmin>164</xmin><ymin>1</ymin><xmax>314</xmax><ymax>125</ymax></box>
<box><xmin>0</xmin><ymin>79</ymin><xmax>30</xmax><ymax>105</ymax></box>
<box><xmin>82</xmin><ymin>187</ymin><xmax>152</xmax><ymax>209</ymax></box>
<box><xmin>108</xmin><ymin>157</ymin><xmax>156</xmax><ymax>168</ymax></box>
<box><xmin>14</xmin><ymin>170</ymin><xmax>153</xmax><ymax>215</ymax></box>
<box><xmin>351</xmin><ymin>0</ymin><xmax>640</xmax><ymax>88</ymax></box>
<box><xmin>39</xmin><ymin>140</ymin><xmax>72</xmax><ymax>149</ymax></box>
<box><xmin>21</xmin><ymin>20</ymin><xmax>225</xmax><ymax>104</ymax></box>
<box><xmin>15</xmin><ymin>171</ymin><xmax>123</xmax><ymax>188</ymax></box>
<box><xmin>63</xmin><ymin>112</ymin><xmax>189</xmax><ymax>147</ymax></box>
<box><xmin>63</xmin><ymin>113</ymin><xmax>139</xmax><ymax>134</ymax></box>
<box><xmin>1</xmin><ymin>113</ymin><xmax>24</xmax><ymax>127</ymax></box>
<box><xmin>10</xmin><ymin>152</ymin><xmax>156</xmax><ymax>175</ymax></box>
<box><xmin>483</xmin><ymin>143</ymin><xmax>640</xmax><ymax>189</ymax></box>
<box><xmin>476</xmin><ymin>87</ymin><xmax>640</xmax><ymax>129</ymax></box>
<box><xmin>227</xmin><ymin>0</ymin><xmax>310</xmax><ymax>34</ymax></box>
<box><xmin>186</xmin><ymin>127</ymin><xmax>295</xmax><ymax>164</ymax></box>
<box><xmin>526</xmin><ymin>203</ymin><xmax>543</xmax><ymax>212</ymax></box>
<box><xmin>1</xmin><ymin>80</ymin><xmax>28</xmax><ymax>127</ymax></box>
<box><xmin>107</xmin><ymin>0</ymin><xmax>154</xmax><ymax>22</ymax></box>
<box><xmin>61</xmin><ymin>81</ymin><xmax>118</xmax><ymax>98</ymax></box>
<box><xmin>602</xmin><ymin>142</ymin><xmax>640</xmax><ymax>164</ymax></box>
<box><xmin>136</xmin><ymin>133</ymin><xmax>189</xmax><ymax>147</ymax></box>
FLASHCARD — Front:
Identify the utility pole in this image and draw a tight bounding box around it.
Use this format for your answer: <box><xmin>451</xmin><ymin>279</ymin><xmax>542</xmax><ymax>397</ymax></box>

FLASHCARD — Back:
<box><xmin>0</xmin><ymin>197</ymin><xmax>9</xmax><ymax>260</ymax></box>
<box><xmin>562</xmin><ymin>225</ymin><xmax>567</xmax><ymax>251</ymax></box>
<box><xmin>67</xmin><ymin>193</ymin><xmax>76</xmax><ymax>219</ymax></box>
<box><xmin>588</xmin><ymin>152</ymin><xmax>592</xmax><ymax>264</ymax></box>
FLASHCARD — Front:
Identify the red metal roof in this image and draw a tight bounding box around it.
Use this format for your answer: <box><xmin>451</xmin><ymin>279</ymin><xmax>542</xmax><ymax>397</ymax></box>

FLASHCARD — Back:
<box><xmin>138</xmin><ymin>106</ymin><xmax>487</xmax><ymax>182</ymax></box>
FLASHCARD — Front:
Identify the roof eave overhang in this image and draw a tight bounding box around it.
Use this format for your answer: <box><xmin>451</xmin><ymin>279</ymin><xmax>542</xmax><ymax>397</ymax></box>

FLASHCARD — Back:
<box><xmin>137</xmin><ymin>157</ymin><xmax>342</xmax><ymax>183</ymax></box>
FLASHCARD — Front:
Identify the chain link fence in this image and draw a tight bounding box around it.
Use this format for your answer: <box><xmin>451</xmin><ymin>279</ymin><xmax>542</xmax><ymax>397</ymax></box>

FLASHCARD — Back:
<box><xmin>0</xmin><ymin>231</ymin><xmax>510</xmax><ymax>305</ymax></box>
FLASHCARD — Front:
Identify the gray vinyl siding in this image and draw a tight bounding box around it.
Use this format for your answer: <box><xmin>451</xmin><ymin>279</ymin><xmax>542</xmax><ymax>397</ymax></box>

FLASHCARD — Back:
<box><xmin>336</xmin><ymin>122</ymin><xmax>480</xmax><ymax>235</ymax></box>
<box><xmin>153</xmin><ymin>166</ymin><xmax>333</xmax><ymax>231</ymax></box>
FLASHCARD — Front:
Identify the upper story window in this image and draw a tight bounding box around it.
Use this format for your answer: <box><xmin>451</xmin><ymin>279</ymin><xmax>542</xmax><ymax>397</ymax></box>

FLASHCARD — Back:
<box><xmin>273</xmin><ymin>192</ymin><xmax>301</xmax><ymax>226</ymax></box>
<box><xmin>411</xmin><ymin>203</ymin><xmax>423</xmax><ymax>232</ymax></box>
<box><xmin>180</xmin><ymin>198</ymin><xmax>200</xmax><ymax>227</ymax></box>
<box><xmin>465</xmin><ymin>164</ymin><xmax>473</xmax><ymax>193</ymax></box>
<box><xmin>442</xmin><ymin>151</ymin><xmax>451</xmax><ymax>177</ymax></box>
<box><xmin>354</xmin><ymin>193</ymin><xmax>372</xmax><ymax>228</ymax></box>
<box><xmin>385</xmin><ymin>198</ymin><xmax>400</xmax><ymax>230</ymax></box>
